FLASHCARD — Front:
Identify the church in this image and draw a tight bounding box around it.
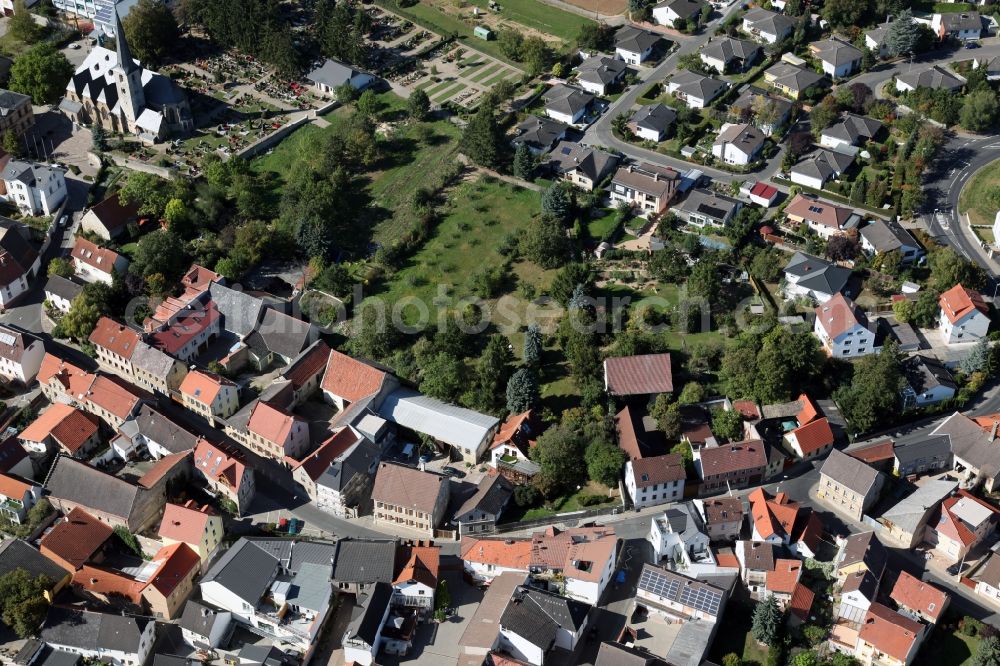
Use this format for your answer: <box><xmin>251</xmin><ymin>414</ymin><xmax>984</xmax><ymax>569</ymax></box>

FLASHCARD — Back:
<box><xmin>59</xmin><ymin>12</ymin><xmax>193</xmax><ymax>143</ymax></box>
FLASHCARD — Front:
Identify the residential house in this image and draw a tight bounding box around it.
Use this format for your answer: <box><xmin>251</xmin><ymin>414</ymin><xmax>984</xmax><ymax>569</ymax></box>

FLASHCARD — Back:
<box><xmin>192</xmin><ymin>439</ymin><xmax>255</xmax><ymax>515</ymax></box>
<box><xmin>693</xmin><ymin>497</ymin><xmax>744</xmax><ymax>541</ymax></box>
<box><xmin>343</xmin><ymin>582</ymin><xmax>393</xmax><ymax>666</ymax></box>
<box><xmin>736</xmin><ymin>540</ymin><xmax>779</xmax><ymax>597</ymax></box>
<box><xmin>938</xmin><ymin>284</ymin><xmax>990</xmax><ymax>344</ymax></box>
<box><xmin>742</xmin><ymin>8</ymin><xmax>796</xmax><ymax>43</ymax></box>
<box><xmin>838</xmin><ymin>563</ymin><xmax>882</xmax><ymax>625</ymax></box>
<box><xmin>0</xmin><ymin>435</ymin><xmax>32</xmax><ymax>479</ymax></box>
<box><xmin>846</xmin><ymin>440</ymin><xmax>896</xmax><ymax>474</ymax></box>
<box><xmin>1</xmin><ymin>160</ymin><xmax>66</xmax><ymax>216</ymax></box>
<box><xmin>729</xmin><ymin>87</ymin><xmax>793</xmax><ymax>134</ymax></box>
<box><xmin>764</xmin><ymin>62</ymin><xmax>825</xmax><ymax>99</ymax></box>
<box><xmin>376</xmin><ymin>388</ymin><xmax>499</xmax><ymax>463</ymax></box>
<box><xmin>896</xmin><ymin>65</ymin><xmax>966</xmax><ymax>93</ymax></box>
<box><xmin>790</xmin><ymin>149</ymin><xmax>855</xmax><ymax>190</ymax></box>
<box><xmin>700</xmin><ymin>37</ymin><xmax>761</xmax><ymax>73</ymax></box>
<box><xmin>972</xmin><ymin>552</ymin><xmax>1000</xmax><ymax>608</ymax></box>
<box><xmin>901</xmin><ymin>356</ymin><xmax>958</xmax><ymax>410</ymax></box>
<box><xmin>89</xmin><ymin>317</ymin><xmax>188</xmax><ymax>395</ymax></box>
<box><xmin>604</xmin><ymin>353</ymin><xmax>673</xmax><ymax>397</ymax></box>
<box><xmin>653</xmin><ymin>0</ymin><xmax>708</xmax><ymax>28</ymax></box>
<box><xmin>292</xmin><ymin>426</ymin><xmax>379</xmax><ymax>519</ymax></box>
<box><xmin>320</xmin><ymin>348</ymin><xmax>393</xmax><ymax>410</ymax></box>
<box><xmin>765</xmin><ymin>558</ymin><xmax>804</xmax><ymax>609</ymax></box>
<box><xmin>576</xmin><ymin>55</ymin><xmax>627</xmax><ymax>96</ymax></box>
<box><xmin>512</xmin><ymin>115</ymin><xmax>569</xmax><ymax>155</ymax></box>
<box><xmin>489</xmin><ymin>409</ymin><xmax>542</xmax><ymax>484</ymax></box>
<box><xmin>543</xmin><ymin>84</ymin><xmax>596</xmax><ymax>125</ymax></box>
<box><xmin>179</xmin><ymin>369</ymin><xmax>239</xmax><ymax>425</ymax></box>
<box><xmin>615</xmin><ymin>26</ymin><xmax>661</xmax><ymax>65</ymax></box>
<box><xmin>392</xmin><ymin>541</ymin><xmax>440</xmax><ymax>614</ymax></box>
<box><xmin>79</xmin><ymin>193</ymin><xmax>139</xmax><ymax>240</ymax></box>
<box><xmin>835</xmin><ymin>531</ymin><xmax>888</xmax><ymax>585</ymax></box>
<box><xmin>890</xmin><ymin>571</ymin><xmax>949</xmax><ymax>625</ymax></box>
<box><xmin>305</xmin><ymin>58</ymin><xmax>375</xmax><ymax>96</ymax></box>
<box><xmin>851</xmin><ymin>603</ymin><xmax>926</xmax><ymax>666</ymax></box>
<box><xmin>0</xmin><ymin>89</ymin><xmax>33</xmax><ymax>137</ymax></box>
<box><xmin>178</xmin><ymin>600</ymin><xmax>232</xmax><ymax>650</ymax></box>
<box><xmin>39</xmin><ymin>608</ymin><xmax>156</xmax><ymax>666</ymax></box>
<box><xmin>0</xmin><ymin>324</ymin><xmax>42</xmax><ymax>385</ymax></box>
<box><xmin>782</xmin><ymin>395</ymin><xmax>835</xmax><ymax>460</ymax></box>
<box><xmin>371</xmin><ymin>462</ymin><xmax>450</xmax><ymax>538</ymax></box>
<box><xmin>81</xmin><ymin>375</ymin><xmax>149</xmax><ymax>429</ymax></box>
<box><xmin>0</xmin><ymin>473</ymin><xmax>42</xmax><ymax>524</ymax></box>
<box><xmin>609</xmin><ymin>163</ymin><xmax>680</xmax><ymax>215</ymax></box>
<box><xmin>859</xmin><ymin>218</ymin><xmax>924</xmax><ymax>263</ymax></box>
<box><xmin>783</xmin><ymin>252</ymin><xmax>852</xmax><ymax>303</ymax></box>
<box><xmin>453</xmin><ymin>473</ymin><xmax>514</xmax><ymax>537</ymax></box>
<box><xmin>810</xmin><ymin>38</ymin><xmax>863</xmax><ymax>78</ymax></box>
<box><xmin>458</xmin><ymin>571</ymin><xmax>526</xmax><ymax>663</ymax></box>
<box><xmin>39</xmin><ymin>507</ymin><xmax>115</xmax><ymax>572</ymax></box>
<box><xmin>625</xmin><ymin>453</ymin><xmax>686</xmax><ymax>509</ymax></box>
<box><xmin>497</xmin><ymin>586</ymin><xmax>592</xmax><ymax>665</ymax></box>
<box><xmin>0</xmin><ymin>538</ymin><xmax>70</xmax><ymax>600</ymax></box>
<box><xmin>636</xmin><ymin>564</ymin><xmax>726</xmax><ymax>622</ymax></box>
<box><xmin>200</xmin><ymin>538</ymin><xmax>333</xmax><ymax>653</ymax></box>
<box><xmin>694</xmin><ymin>439</ymin><xmax>767</xmax><ymax>493</ymax></box>
<box><xmin>627</xmin><ymin>103</ymin><xmax>676</xmax><ymax>142</ymax></box>
<box><xmin>0</xmin><ymin>218</ymin><xmax>41</xmax><ymax>308</ymax></box>
<box><xmin>71</xmin><ymin>237</ymin><xmax>128</xmax><ymax>285</ymax></box>
<box><xmin>748</xmin><ymin>487</ymin><xmax>823</xmax><ymax>558</ymax></box>
<box><xmin>331</xmin><ymin>538</ymin><xmax>397</xmax><ymax>596</ymax></box>
<box><xmin>664</xmin><ymin>70</ymin><xmax>728</xmax><ymax>109</ymax></box>
<box><xmin>674</xmin><ymin>188</ymin><xmax>743</xmax><ymax>227</ymax></box>
<box><xmin>712</xmin><ymin>123</ymin><xmax>766</xmax><ymax>166</ymax></box>
<box><xmin>243</xmin><ymin>308</ymin><xmax>319</xmax><ymax>370</ymax></box>
<box><xmin>928</xmin><ymin>490</ymin><xmax>999</xmax><ymax>564</ymax></box>
<box><xmin>866</xmin><ymin>22</ymin><xmax>891</xmax><ymax>57</ymax></box>
<box><xmin>932</xmin><ymin>11</ymin><xmax>982</xmax><ymax>41</ymax></box>
<box><xmin>935</xmin><ymin>412</ymin><xmax>1000</xmax><ymax>490</ymax></box>
<box><xmin>880</xmin><ymin>478</ymin><xmax>957</xmax><ymax>548</ymax></box>
<box><xmin>818</xmin><ymin>450</ymin><xmax>885</xmax><ymax>520</ymax></box>
<box><xmin>147</xmin><ymin>301</ymin><xmax>221</xmax><ymax>362</ymax></box>
<box><xmin>226</xmin><ymin>400</ymin><xmax>309</xmax><ymax>461</ymax></box>
<box><xmin>821</xmin><ymin>114</ymin><xmax>884</xmax><ymax>155</ymax></box>
<box><xmin>648</xmin><ymin>503</ymin><xmax>711</xmax><ymax>565</ymax></box>
<box><xmin>814</xmin><ymin>294</ymin><xmax>879</xmax><ymax>358</ymax></box>
<box><xmin>18</xmin><ymin>403</ymin><xmax>100</xmax><ymax>457</ymax></box>
<box><xmin>157</xmin><ymin>501</ymin><xmax>223</xmax><ymax>566</ymax></box>
<box><xmin>741</xmin><ymin>181</ymin><xmax>779</xmax><ymax>207</ymax></box>
<box><xmin>44</xmin><ymin>274</ymin><xmax>83</xmax><ymax>313</ymax></box>
<box><xmin>784</xmin><ymin>193</ymin><xmax>860</xmax><ymax>240</ymax></box>
<box><xmin>114</xmin><ymin>405</ymin><xmax>199</xmax><ymax>461</ymax></box>
<box><xmin>44</xmin><ymin>455</ymin><xmax>165</xmax><ymax>532</ymax></box>
<box><xmin>546</xmin><ymin>141</ymin><xmax>619</xmax><ymax>191</ymax></box>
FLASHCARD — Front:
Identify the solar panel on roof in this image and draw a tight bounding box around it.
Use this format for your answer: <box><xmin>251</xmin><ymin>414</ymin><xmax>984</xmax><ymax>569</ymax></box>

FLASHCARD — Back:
<box><xmin>0</xmin><ymin>332</ymin><xmax>15</xmax><ymax>346</ymax></box>
<box><xmin>561</xmin><ymin>147</ymin><xmax>572</xmax><ymax>155</ymax></box>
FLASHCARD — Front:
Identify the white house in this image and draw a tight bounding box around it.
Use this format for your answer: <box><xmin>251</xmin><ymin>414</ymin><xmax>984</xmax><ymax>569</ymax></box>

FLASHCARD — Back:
<box><xmin>0</xmin><ymin>324</ymin><xmax>43</xmax><ymax>384</ymax></box>
<box><xmin>742</xmin><ymin>8</ymin><xmax>796</xmax><ymax>44</ymax></box>
<box><xmin>542</xmin><ymin>84</ymin><xmax>596</xmax><ymax>125</ymax></box>
<box><xmin>859</xmin><ymin>218</ymin><xmax>924</xmax><ymax>264</ymax></box>
<box><xmin>665</xmin><ymin>70</ymin><xmax>728</xmax><ymax>109</ymax></box>
<box><xmin>701</xmin><ymin>36</ymin><xmax>761</xmax><ymax>74</ymax></box>
<box><xmin>648</xmin><ymin>504</ymin><xmax>711</xmax><ymax>564</ymax></box>
<box><xmin>615</xmin><ymin>26</ymin><xmax>662</xmax><ymax>65</ymax></box>
<box><xmin>938</xmin><ymin>283</ymin><xmax>990</xmax><ymax>344</ymax></box>
<box><xmin>820</xmin><ymin>113</ymin><xmax>883</xmax><ymax>155</ymax></box>
<box><xmin>635</xmin><ymin>565</ymin><xmax>726</xmax><ymax>623</ymax></box>
<box><xmin>43</xmin><ymin>274</ymin><xmax>83</xmax><ymax>313</ymax></box>
<box><xmin>178</xmin><ymin>601</ymin><xmax>233</xmax><ymax>649</ymax></box>
<box><xmin>497</xmin><ymin>587</ymin><xmax>591</xmax><ymax>665</ymax></box>
<box><xmin>783</xmin><ymin>252</ymin><xmax>852</xmax><ymax>303</ymax></box>
<box><xmin>1</xmin><ymin>160</ymin><xmax>66</xmax><ymax>216</ymax></box>
<box><xmin>901</xmin><ymin>355</ymin><xmax>957</xmax><ymax>410</ymax></box>
<box><xmin>0</xmin><ymin>219</ymin><xmax>40</xmax><ymax>309</ymax></box>
<box><xmin>932</xmin><ymin>11</ymin><xmax>983</xmax><ymax>42</ymax></box>
<box><xmin>652</xmin><ymin>0</ymin><xmax>707</xmax><ymax>28</ymax></box>
<box><xmin>789</xmin><ymin>149</ymin><xmax>854</xmax><ymax>191</ymax></box>
<box><xmin>305</xmin><ymin>58</ymin><xmax>376</xmax><ymax>97</ymax></box>
<box><xmin>39</xmin><ymin>610</ymin><xmax>157</xmax><ymax>666</ymax></box>
<box><xmin>813</xmin><ymin>294</ymin><xmax>878</xmax><ymax>358</ymax></box>
<box><xmin>575</xmin><ymin>55</ymin><xmax>627</xmax><ymax>96</ymax></box>
<box><xmin>712</xmin><ymin>123</ymin><xmax>766</xmax><ymax>165</ymax></box>
<box><xmin>625</xmin><ymin>453</ymin><xmax>686</xmax><ymax>509</ymax></box>
<box><xmin>628</xmin><ymin>103</ymin><xmax>676</xmax><ymax>142</ymax></box>
<box><xmin>343</xmin><ymin>582</ymin><xmax>392</xmax><ymax>666</ymax></box>
<box><xmin>973</xmin><ymin>554</ymin><xmax>1000</xmax><ymax>609</ymax></box>
<box><xmin>71</xmin><ymin>237</ymin><xmax>129</xmax><ymax>285</ymax></box>
<box><xmin>810</xmin><ymin>37</ymin><xmax>863</xmax><ymax>79</ymax></box>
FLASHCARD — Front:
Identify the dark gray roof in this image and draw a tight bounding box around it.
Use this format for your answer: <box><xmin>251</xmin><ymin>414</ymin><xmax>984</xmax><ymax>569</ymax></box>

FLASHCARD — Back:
<box><xmin>201</xmin><ymin>538</ymin><xmax>279</xmax><ymax>605</ymax></box>
<box><xmin>859</xmin><ymin>218</ymin><xmax>920</xmax><ymax>253</ymax></box>
<box><xmin>743</xmin><ymin>8</ymin><xmax>796</xmax><ymax>36</ymax></box>
<box><xmin>207</xmin><ymin>283</ymin><xmax>265</xmax><ymax>337</ymax></box>
<box><xmin>244</xmin><ymin>538</ymin><xmax>336</xmax><ymax>574</ymax></box>
<box><xmin>306</xmin><ymin>58</ymin><xmax>368</xmax><ymax>88</ymax></box>
<box><xmin>513</xmin><ymin>115</ymin><xmax>569</xmax><ymax>152</ymax></box>
<box><xmin>177</xmin><ymin>601</ymin><xmax>229</xmax><ymax>639</ymax></box>
<box><xmin>819</xmin><ymin>449</ymin><xmax>881</xmax><ymax>497</ymax></box>
<box><xmin>893</xmin><ymin>434</ymin><xmax>952</xmax><ymax>466</ymax></box>
<box><xmin>0</xmin><ymin>539</ymin><xmax>66</xmax><ymax>584</ymax></box>
<box><xmin>765</xmin><ymin>61</ymin><xmax>825</xmax><ymax>93</ymax></box>
<box><xmin>675</xmin><ymin>188</ymin><xmax>742</xmax><ymax>223</ymax></box>
<box><xmin>897</xmin><ymin>65</ymin><xmax>965</xmax><ymax>92</ymax></box>
<box><xmin>40</xmin><ymin>607</ymin><xmax>152</xmax><ymax>654</ymax></box>
<box><xmin>792</xmin><ymin>148</ymin><xmax>854</xmax><ymax>182</ymax></box>
<box><xmin>713</xmin><ymin>123</ymin><xmax>765</xmax><ymax>157</ymax></box>
<box><xmin>701</xmin><ymin>37</ymin><xmax>760</xmax><ymax>65</ymax></box>
<box><xmin>841</xmin><ymin>568</ymin><xmax>880</xmax><ymax>599</ymax></box>
<box><xmin>43</xmin><ymin>455</ymin><xmax>143</xmax><ymax>522</ymax></box>
<box><xmin>903</xmin><ymin>355</ymin><xmax>957</xmax><ymax>394</ymax></box>
<box><xmin>931</xmin><ymin>412</ymin><xmax>998</xmax><ymax>477</ymax></box>
<box><xmin>740</xmin><ymin>540</ymin><xmax>777</xmax><ymax>571</ymax></box>
<box><xmin>823</xmin><ymin>113</ymin><xmax>883</xmax><ymax>145</ymax></box>
<box><xmin>332</xmin><ymin>538</ymin><xmax>397</xmax><ymax>584</ymax></box>
<box><xmin>455</xmin><ymin>474</ymin><xmax>513</xmax><ymax>521</ymax></box>
<box><xmin>500</xmin><ymin>586</ymin><xmax>591</xmax><ymax>649</ymax></box>
<box><xmin>615</xmin><ymin>26</ymin><xmax>661</xmax><ymax>54</ymax></box>
<box><xmin>596</xmin><ymin>641</ymin><xmax>668</xmax><ymax>666</ymax></box>
<box><xmin>811</xmin><ymin>37</ymin><xmax>862</xmax><ymax>67</ymax></box>
<box><xmin>287</xmin><ymin>562</ymin><xmax>333</xmax><ymax>612</ymax></box>
<box><xmin>118</xmin><ymin>405</ymin><xmax>199</xmax><ymax>455</ymax></box>
<box><xmin>543</xmin><ymin>84</ymin><xmax>596</xmax><ymax>117</ymax></box>
<box><xmin>0</xmin><ymin>89</ymin><xmax>30</xmax><ymax>115</ymax></box>
<box><xmin>237</xmin><ymin>644</ymin><xmax>297</xmax><ymax>666</ymax></box>
<box><xmin>547</xmin><ymin>141</ymin><xmax>619</xmax><ymax>182</ymax></box>
<box><xmin>31</xmin><ymin>647</ymin><xmax>80</xmax><ymax>666</ymax></box>
<box><xmin>317</xmin><ymin>438</ymin><xmax>380</xmax><ymax>493</ymax></box>
<box><xmin>667</xmin><ymin>69</ymin><xmax>728</xmax><ymax>102</ymax></box>
<box><xmin>940</xmin><ymin>11</ymin><xmax>982</xmax><ymax>33</ymax></box>
<box><xmin>838</xmin><ymin>531</ymin><xmax>887</xmax><ymax>578</ymax></box>
<box><xmin>245</xmin><ymin>308</ymin><xmax>315</xmax><ymax>361</ymax></box>
<box><xmin>43</xmin><ymin>275</ymin><xmax>84</xmax><ymax>302</ymax></box>
<box><xmin>577</xmin><ymin>55</ymin><xmax>627</xmax><ymax>87</ymax></box>
<box><xmin>630</xmin><ymin>103</ymin><xmax>676</xmax><ymax>132</ymax></box>
<box><xmin>345</xmin><ymin>581</ymin><xmax>393</xmax><ymax>645</ymax></box>
<box><xmin>783</xmin><ymin>252</ymin><xmax>851</xmax><ymax>297</ymax></box>
<box><xmin>654</xmin><ymin>0</ymin><xmax>707</xmax><ymax>18</ymax></box>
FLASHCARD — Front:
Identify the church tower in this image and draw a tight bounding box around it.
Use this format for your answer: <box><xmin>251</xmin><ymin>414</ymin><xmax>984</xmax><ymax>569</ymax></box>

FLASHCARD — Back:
<box><xmin>114</xmin><ymin>9</ymin><xmax>145</xmax><ymax>128</ymax></box>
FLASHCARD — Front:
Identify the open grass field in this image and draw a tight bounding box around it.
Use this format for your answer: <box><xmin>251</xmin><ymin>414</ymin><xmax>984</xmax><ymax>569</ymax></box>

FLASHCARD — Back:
<box><xmin>463</xmin><ymin>0</ymin><xmax>596</xmax><ymax>41</ymax></box>
<box><xmin>916</xmin><ymin>630</ymin><xmax>978</xmax><ymax>666</ymax></box>
<box><xmin>959</xmin><ymin>158</ymin><xmax>1000</xmax><ymax>227</ymax></box>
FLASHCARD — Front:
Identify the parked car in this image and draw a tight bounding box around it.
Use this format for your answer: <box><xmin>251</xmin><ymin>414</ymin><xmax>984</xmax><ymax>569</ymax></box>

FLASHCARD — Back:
<box><xmin>966</xmin><ymin>41</ymin><xmax>981</xmax><ymax>49</ymax></box>
<box><xmin>419</xmin><ymin>453</ymin><xmax>433</xmax><ymax>465</ymax></box>
<box><xmin>442</xmin><ymin>466</ymin><xmax>466</xmax><ymax>478</ymax></box>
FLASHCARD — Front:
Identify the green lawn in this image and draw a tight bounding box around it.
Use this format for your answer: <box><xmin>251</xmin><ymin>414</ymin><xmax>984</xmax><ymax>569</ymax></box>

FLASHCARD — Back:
<box><xmin>376</xmin><ymin>0</ymin><xmax>513</xmax><ymax>62</ymax></box>
<box><xmin>432</xmin><ymin>82</ymin><xmax>467</xmax><ymax>102</ymax></box>
<box><xmin>958</xmin><ymin>158</ymin><xmax>1000</xmax><ymax>227</ymax></box>
<box><xmin>465</xmin><ymin>0</ymin><xmax>594</xmax><ymax>42</ymax></box>
<box><xmin>587</xmin><ymin>209</ymin><xmax>620</xmax><ymax>241</ymax></box>
<box><xmin>501</xmin><ymin>485</ymin><xmax>618</xmax><ymax>522</ymax></box>
<box><xmin>471</xmin><ymin>63</ymin><xmax>504</xmax><ymax>83</ymax></box>
<box><xmin>916</xmin><ymin>630</ymin><xmax>978</xmax><ymax>666</ymax></box>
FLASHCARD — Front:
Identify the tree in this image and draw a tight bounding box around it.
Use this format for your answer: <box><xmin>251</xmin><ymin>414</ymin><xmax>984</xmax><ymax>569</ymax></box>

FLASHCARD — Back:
<box><xmin>834</xmin><ymin>340</ymin><xmax>904</xmax><ymax>434</ymax></box>
<box><xmin>711</xmin><ymin>408</ymin><xmax>743</xmax><ymax>441</ymax></box>
<box><xmin>498</xmin><ymin>28</ymin><xmax>525</xmax><ymax>60</ymax></box>
<box><xmin>91</xmin><ymin>124</ymin><xmax>108</xmax><ymax>153</ymax></box>
<box><xmin>521</xmin><ymin>36</ymin><xmax>550</xmax><ymax>76</ymax></box>
<box><xmin>886</xmin><ymin>10</ymin><xmax>919</xmax><ymax>57</ymax></box>
<box><xmin>688</xmin><ymin>260</ymin><xmax>721</xmax><ymax>302</ymax></box>
<box><xmin>131</xmin><ymin>230</ymin><xmax>190</xmax><ymax>280</ymax></box>
<box><xmin>585</xmin><ymin>440</ymin><xmax>625</xmax><ymax>486</ymax></box>
<box><xmin>122</xmin><ymin>0</ymin><xmax>179</xmax><ymax>66</ymax></box>
<box><xmin>47</xmin><ymin>257</ymin><xmax>73</xmax><ymax>278</ymax></box>
<box><xmin>9</xmin><ymin>43</ymin><xmax>74</xmax><ymax>104</ymax></box>
<box><xmin>435</xmin><ymin>580</ymin><xmax>451</xmax><ymax>611</ymax></box>
<box><xmin>611</xmin><ymin>112</ymin><xmax>630</xmax><ymax>137</ymax></box>
<box><xmin>973</xmin><ymin>636</ymin><xmax>1000</xmax><ymax>666</ymax></box>
<box><xmin>531</xmin><ymin>424</ymin><xmax>587</xmax><ymax>494</ymax></box>
<box><xmin>810</xmin><ymin>97</ymin><xmax>840</xmax><ymax>135</ymax></box>
<box><xmin>850</xmin><ymin>172</ymin><xmax>867</xmax><ymax>205</ymax></box>
<box><xmin>822</xmin><ymin>0</ymin><xmax>871</xmax><ymax>29</ymax></box>
<box><xmin>54</xmin><ymin>285</ymin><xmax>108</xmax><ymax>341</ymax></box>
<box><xmin>892</xmin><ymin>298</ymin><xmax>914</xmax><ymax>323</ymax></box>
<box><xmin>476</xmin><ymin>334</ymin><xmax>514</xmax><ymax>411</ymax></box>
<box><xmin>2</xmin><ymin>130</ymin><xmax>21</xmax><ymax>159</ymax></box>
<box><xmin>551</xmin><ymin>263</ymin><xmax>592</xmax><ymax>306</ymax></box>
<box><xmin>407</xmin><ymin>88</ymin><xmax>430</xmax><ymax>121</ymax></box>
<box><xmin>577</xmin><ymin>23</ymin><xmax>614</xmax><ymax>51</ymax></box>
<box><xmin>678</xmin><ymin>382</ymin><xmax>706</xmax><ymax>405</ymax></box>
<box><xmin>9</xmin><ymin>1</ymin><xmax>41</xmax><ymax>43</ymax></box>
<box><xmin>117</xmin><ymin>171</ymin><xmax>171</xmax><ymax>217</ymax></box>
<box><xmin>460</xmin><ymin>102</ymin><xmax>504</xmax><ymax>169</ymax></box>
<box><xmin>961</xmin><ymin>338</ymin><xmax>991</xmax><ymax>375</ymax></box>
<box><xmin>826</xmin><ymin>234</ymin><xmax>859</xmax><ymax>261</ymax></box>
<box><xmin>507</xmin><ymin>367</ymin><xmax>540</xmax><ymax>413</ymax></box>
<box><xmin>0</xmin><ymin>569</ymin><xmax>50</xmax><ymax>638</ymax></box>
<box><xmin>541</xmin><ymin>182</ymin><xmax>574</xmax><ymax>223</ymax></box>
<box><xmin>751</xmin><ymin>595</ymin><xmax>782</xmax><ymax>646</ymax></box>
<box><xmin>928</xmin><ymin>245</ymin><xmax>987</xmax><ymax>292</ymax></box>
<box><xmin>348</xmin><ymin>309</ymin><xmax>400</xmax><ymax>361</ymax></box>
<box><xmin>722</xmin><ymin>655</ymin><xmax>743</xmax><ymax>666</ymax></box>
<box><xmin>793</xmin><ymin>652</ymin><xmax>820</xmax><ymax>666</ymax></box>
<box><xmin>114</xmin><ymin>525</ymin><xmax>144</xmax><ymax>557</ymax></box>
<box><xmin>524</xmin><ymin>324</ymin><xmax>542</xmax><ymax>366</ymax></box>
<box><xmin>513</xmin><ymin>143</ymin><xmax>537</xmax><ymax>181</ymax></box>
<box><xmin>356</xmin><ymin>89</ymin><xmax>380</xmax><ymax>118</ymax></box>
<box><xmin>419</xmin><ymin>352</ymin><xmax>465</xmax><ymax>403</ymax></box>
<box><xmin>651</xmin><ymin>393</ymin><xmax>682</xmax><ymax>439</ymax></box>
<box><xmin>520</xmin><ymin>216</ymin><xmax>570</xmax><ymax>269</ymax></box>
<box><xmin>960</xmin><ymin>90</ymin><xmax>1000</xmax><ymax>133</ymax></box>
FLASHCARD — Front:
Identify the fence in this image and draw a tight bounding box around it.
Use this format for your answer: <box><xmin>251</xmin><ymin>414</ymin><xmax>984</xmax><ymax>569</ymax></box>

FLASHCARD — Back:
<box><xmin>233</xmin><ymin>114</ymin><xmax>312</xmax><ymax>161</ymax></box>
<box><xmin>494</xmin><ymin>503</ymin><xmax>627</xmax><ymax>534</ymax></box>
<box><xmin>109</xmin><ymin>155</ymin><xmax>176</xmax><ymax>180</ymax></box>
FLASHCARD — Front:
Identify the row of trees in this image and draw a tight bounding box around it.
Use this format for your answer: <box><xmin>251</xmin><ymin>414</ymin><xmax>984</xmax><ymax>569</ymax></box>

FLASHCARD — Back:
<box><xmin>182</xmin><ymin>0</ymin><xmax>302</xmax><ymax>76</ymax></box>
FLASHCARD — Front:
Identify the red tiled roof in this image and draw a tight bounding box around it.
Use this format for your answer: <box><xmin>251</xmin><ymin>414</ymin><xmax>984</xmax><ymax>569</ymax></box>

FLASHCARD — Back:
<box><xmin>149</xmin><ymin>301</ymin><xmax>220</xmax><ymax>355</ymax></box>
<box><xmin>71</xmin><ymin>237</ymin><xmax>122</xmax><ymax>275</ymax></box>
<box><xmin>796</xmin><ymin>394</ymin><xmax>819</xmax><ymax>425</ymax></box>
<box><xmin>86</xmin><ymin>375</ymin><xmax>145</xmax><ymax>420</ymax></box>
<box><xmin>890</xmin><ymin>570</ymin><xmax>948</xmax><ymax>622</ymax></box>
<box><xmin>40</xmin><ymin>507</ymin><xmax>115</xmax><ymax>571</ymax></box>
<box><xmin>699</xmin><ymin>440</ymin><xmax>767</xmax><ymax>477</ymax></box>
<box><xmin>293</xmin><ymin>427</ymin><xmax>361</xmax><ymax>481</ymax></box>
<box><xmin>785</xmin><ymin>194</ymin><xmax>855</xmax><ymax>231</ymax></box>
<box><xmin>848</xmin><ymin>439</ymin><xmax>895</xmax><ymax>464</ymax></box>
<box><xmin>19</xmin><ymin>403</ymin><xmax>98</xmax><ymax>454</ymax></box>
<box><xmin>89</xmin><ymin>317</ymin><xmax>141</xmax><ymax>359</ymax></box>
<box><xmin>158</xmin><ymin>501</ymin><xmax>215</xmax><ymax>545</ymax></box>
<box><xmin>193</xmin><ymin>439</ymin><xmax>247</xmax><ymax>491</ymax></box>
<box><xmin>179</xmin><ymin>369</ymin><xmax>234</xmax><ymax>406</ymax></box>
<box><xmin>791</xmin><ymin>417</ymin><xmax>834</xmax><ymax>456</ymax></box>
<box><xmin>248</xmin><ymin>401</ymin><xmax>301</xmax><ymax>446</ymax></box>
<box><xmin>85</xmin><ymin>193</ymin><xmax>138</xmax><ymax>235</ymax></box>
<box><xmin>789</xmin><ymin>582</ymin><xmax>815</xmax><ymax>620</ymax></box>
<box><xmin>860</xmin><ymin>603</ymin><xmax>924</xmax><ymax>663</ymax></box>
<box><xmin>460</xmin><ymin>537</ymin><xmax>532</xmax><ymax>569</ymax></box>
<box><xmin>615</xmin><ymin>406</ymin><xmax>643</xmax><ymax>460</ymax></box>
<box><xmin>73</xmin><ymin>564</ymin><xmax>144</xmax><ymax>603</ymax></box>
<box><xmin>181</xmin><ymin>263</ymin><xmax>221</xmax><ymax>292</ymax></box>
<box><xmin>815</xmin><ymin>293</ymin><xmax>867</xmax><ymax>340</ymax></box>
<box><xmin>631</xmin><ymin>453</ymin><xmax>686</xmax><ymax>489</ymax></box>
<box><xmin>491</xmin><ymin>410</ymin><xmax>539</xmax><ymax>452</ymax></box>
<box><xmin>766</xmin><ymin>558</ymin><xmax>802</xmax><ymax>594</ymax></box>
<box><xmin>0</xmin><ymin>472</ymin><xmax>33</xmax><ymax>500</ymax></box>
<box><xmin>138</xmin><ymin>451</ymin><xmax>190</xmax><ymax>489</ymax></box>
<box><xmin>146</xmin><ymin>542</ymin><xmax>200</xmax><ymax>597</ymax></box>
<box><xmin>283</xmin><ymin>340</ymin><xmax>331</xmax><ymax>389</ymax></box>
<box><xmin>604</xmin><ymin>353</ymin><xmax>673</xmax><ymax>396</ymax></box>
<box><xmin>38</xmin><ymin>353</ymin><xmax>93</xmax><ymax>396</ymax></box>
<box><xmin>320</xmin><ymin>350</ymin><xmax>387</xmax><ymax>403</ymax></box>
<box><xmin>715</xmin><ymin>549</ymin><xmax>740</xmax><ymax>568</ymax></box>
<box><xmin>733</xmin><ymin>400</ymin><xmax>760</xmax><ymax>420</ymax></box>
<box><xmin>394</xmin><ymin>543</ymin><xmax>440</xmax><ymax>589</ymax></box>
<box><xmin>939</xmin><ymin>284</ymin><xmax>988</xmax><ymax>324</ymax></box>
<box><xmin>937</xmin><ymin>491</ymin><xmax>999</xmax><ymax>547</ymax></box>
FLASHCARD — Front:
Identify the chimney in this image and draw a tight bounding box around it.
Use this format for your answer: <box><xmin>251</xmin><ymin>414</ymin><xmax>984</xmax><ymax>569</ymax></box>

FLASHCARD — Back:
<box><xmin>991</xmin><ymin>421</ymin><xmax>998</xmax><ymax>441</ymax></box>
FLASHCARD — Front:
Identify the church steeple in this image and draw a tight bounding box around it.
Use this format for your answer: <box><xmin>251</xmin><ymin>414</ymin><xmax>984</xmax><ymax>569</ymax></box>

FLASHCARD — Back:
<box><xmin>115</xmin><ymin>9</ymin><xmax>138</xmax><ymax>73</ymax></box>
